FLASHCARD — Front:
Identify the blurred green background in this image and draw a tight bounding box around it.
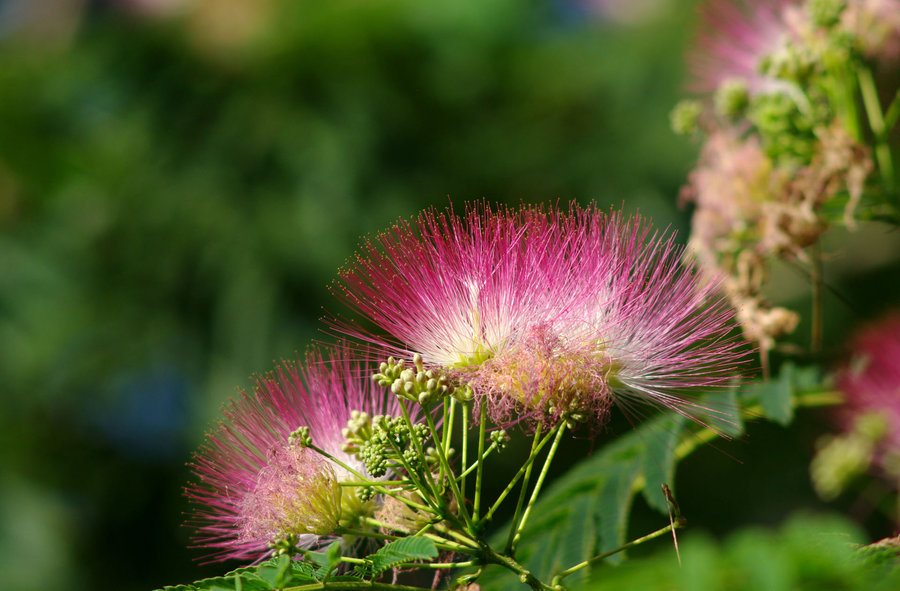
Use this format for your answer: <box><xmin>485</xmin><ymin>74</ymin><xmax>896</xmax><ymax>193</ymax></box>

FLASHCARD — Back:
<box><xmin>2</xmin><ymin>1</ymin><xmax>899</xmax><ymax>590</ymax></box>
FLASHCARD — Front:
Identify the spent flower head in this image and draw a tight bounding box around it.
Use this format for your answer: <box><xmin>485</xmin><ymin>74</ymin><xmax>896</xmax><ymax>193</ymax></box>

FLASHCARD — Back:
<box><xmin>333</xmin><ymin>202</ymin><xmax>748</xmax><ymax>428</ymax></box>
<box><xmin>186</xmin><ymin>343</ymin><xmax>403</xmax><ymax>563</ymax></box>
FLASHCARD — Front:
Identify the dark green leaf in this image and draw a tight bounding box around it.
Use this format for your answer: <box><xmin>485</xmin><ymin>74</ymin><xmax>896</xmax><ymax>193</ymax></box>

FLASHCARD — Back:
<box><xmin>745</xmin><ymin>364</ymin><xmax>794</xmax><ymax>426</ymax></box>
<box><xmin>641</xmin><ymin>414</ymin><xmax>686</xmax><ymax>513</ymax></box>
<box><xmin>596</xmin><ymin>456</ymin><xmax>643</xmax><ymax>564</ymax></box>
<box><xmin>256</xmin><ymin>554</ymin><xmax>291</xmax><ymax>589</ymax></box>
<box><xmin>702</xmin><ymin>385</ymin><xmax>745</xmax><ymax>438</ymax></box>
<box><xmin>156</xmin><ymin>571</ymin><xmax>272</xmax><ymax>591</ymax></box>
<box><xmin>366</xmin><ymin>536</ymin><xmax>439</xmax><ymax>574</ymax></box>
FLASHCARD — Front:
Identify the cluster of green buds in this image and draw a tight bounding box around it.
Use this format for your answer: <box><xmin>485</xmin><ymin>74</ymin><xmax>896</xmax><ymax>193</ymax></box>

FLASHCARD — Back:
<box><xmin>288</xmin><ymin>426</ymin><xmax>312</xmax><ymax>448</ymax></box>
<box><xmin>343</xmin><ymin>413</ymin><xmax>431</xmax><ymax>478</ymax></box>
<box><xmin>807</xmin><ymin>0</ymin><xmax>846</xmax><ymax>29</ymax></box>
<box><xmin>373</xmin><ymin>354</ymin><xmax>474</xmax><ymax>405</ymax></box>
<box><xmin>268</xmin><ymin>533</ymin><xmax>303</xmax><ymax>558</ymax></box>
<box><xmin>548</xmin><ymin>398</ymin><xmax>591</xmax><ymax>430</ymax></box>
<box><xmin>490</xmin><ymin>429</ymin><xmax>510</xmax><ymax>451</ymax></box>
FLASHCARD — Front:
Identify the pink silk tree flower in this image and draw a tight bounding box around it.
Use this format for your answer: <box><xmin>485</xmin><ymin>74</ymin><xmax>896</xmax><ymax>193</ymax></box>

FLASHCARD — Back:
<box><xmin>186</xmin><ymin>344</ymin><xmax>400</xmax><ymax>563</ymax></box>
<box><xmin>837</xmin><ymin>313</ymin><xmax>900</xmax><ymax>459</ymax></box>
<box><xmin>688</xmin><ymin>0</ymin><xmax>805</xmax><ymax>96</ymax></box>
<box><xmin>333</xmin><ymin>202</ymin><xmax>747</xmax><ymax>427</ymax></box>
<box><xmin>842</xmin><ymin>0</ymin><xmax>900</xmax><ymax>61</ymax></box>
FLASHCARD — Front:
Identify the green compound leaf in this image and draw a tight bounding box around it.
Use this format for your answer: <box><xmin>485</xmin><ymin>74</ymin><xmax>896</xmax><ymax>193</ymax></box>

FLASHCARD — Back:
<box><xmin>482</xmin><ymin>414</ymin><xmax>687</xmax><ymax>589</ymax></box>
<box><xmin>641</xmin><ymin>413</ymin><xmax>686</xmax><ymax>514</ymax></box>
<box><xmin>743</xmin><ymin>363</ymin><xmax>795</xmax><ymax>426</ymax></box>
<box><xmin>156</xmin><ymin>557</ymin><xmax>320</xmax><ymax>591</ymax></box>
<box><xmin>363</xmin><ymin>536</ymin><xmax>439</xmax><ymax>574</ymax></box>
<box><xmin>303</xmin><ymin>540</ymin><xmax>344</xmax><ymax>580</ymax></box>
<box><xmin>701</xmin><ymin>384</ymin><xmax>745</xmax><ymax>437</ymax></box>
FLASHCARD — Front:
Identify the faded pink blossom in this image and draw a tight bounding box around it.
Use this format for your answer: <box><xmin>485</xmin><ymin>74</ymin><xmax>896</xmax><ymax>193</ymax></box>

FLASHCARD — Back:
<box><xmin>837</xmin><ymin>312</ymin><xmax>900</xmax><ymax>455</ymax></box>
<box><xmin>187</xmin><ymin>343</ymin><xmax>400</xmax><ymax>563</ymax></box>
<box><xmin>682</xmin><ymin>130</ymin><xmax>777</xmax><ymax>259</ymax></box>
<box><xmin>842</xmin><ymin>0</ymin><xmax>900</xmax><ymax>61</ymax></box>
<box><xmin>688</xmin><ymin>0</ymin><xmax>804</xmax><ymax>95</ymax></box>
<box><xmin>333</xmin><ymin>202</ymin><xmax>747</xmax><ymax>427</ymax></box>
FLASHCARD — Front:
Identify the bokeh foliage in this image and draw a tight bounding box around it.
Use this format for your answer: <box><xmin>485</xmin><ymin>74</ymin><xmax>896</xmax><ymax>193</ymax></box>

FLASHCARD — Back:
<box><xmin>4</xmin><ymin>1</ymin><xmax>899</xmax><ymax>590</ymax></box>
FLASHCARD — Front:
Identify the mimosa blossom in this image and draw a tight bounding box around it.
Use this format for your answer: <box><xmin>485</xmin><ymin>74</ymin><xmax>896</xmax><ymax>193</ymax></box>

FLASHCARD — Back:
<box><xmin>186</xmin><ymin>344</ymin><xmax>400</xmax><ymax>562</ymax></box>
<box><xmin>334</xmin><ymin>202</ymin><xmax>747</xmax><ymax>426</ymax></box>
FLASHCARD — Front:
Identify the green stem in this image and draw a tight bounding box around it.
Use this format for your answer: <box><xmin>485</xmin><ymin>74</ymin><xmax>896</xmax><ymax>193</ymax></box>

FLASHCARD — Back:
<box><xmin>311</xmin><ymin>445</ymin><xmax>432</xmax><ymax>513</ymax></box>
<box><xmin>884</xmin><ymin>88</ymin><xmax>900</xmax><ymax>132</ymax></box>
<box><xmin>551</xmin><ymin>521</ymin><xmax>680</xmax><ymax>586</ymax></box>
<box><xmin>284</xmin><ymin>583</ymin><xmax>431</xmax><ymax>591</ymax></box>
<box><xmin>811</xmin><ymin>242</ymin><xmax>823</xmax><ymax>353</ymax></box>
<box><xmin>337</xmin><ymin>527</ymin><xmax>402</xmax><ymax>542</ymax></box>
<box><xmin>474</xmin><ymin>397</ymin><xmax>488</xmax><ymax>521</ymax></box>
<box><xmin>362</xmin><ymin>518</ymin><xmax>475</xmax><ymax>554</ymax></box>
<box><xmin>456</xmin><ymin>442</ymin><xmax>498</xmax><ymax>481</ymax></box>
<box><xmin>414</xmin><ymin>560</ymin><xmax>477</xmax><ymax>569</ymax></box>
<box><xmin>338</xmin><ymin>480</ymin><xmax>405</xmax><ymax>487</ymax></box>
<box><xmin>509</xmin><ymin>422</ymin><xmax>566</xmax><ymax>554</ymax></box>
<box><xmin>483</xmin><ymin>426</ymin><xmax>559</xmax><ymax>522</ymax></box>
<box><xmin>378</xmin><ymin>436</ymin><xmax>441</xmax><ymax>515</ymax></box>
<box><xmin>443</xmin><ymin>397</ymin><xmax>454</xmax><ymax>457</ymax></box>
<box><xmin>859</xmin><ymin>67</ymin><xmax>896</xmax><ymax>193</ymax></box>
<box><xmin>397</xmin><ymin>399</ymin><xmax>443</xmax><ymax>504</ymax></box>
<box><xmin>481</xmin><ymin>545</ymin><xmax>555</xmax><ymax>591</ymax></box>
<box><xmin>460</xmin><ymin>401</ymin><xmax>469</xmax><ymax>502</ymax></box>
<box><xmin>338</xmin><ymin>556</ymin><xmax>368</xmax><ymax>565</ymax></box>
<box><xmin>424</xmin><ymin>410</ymin><xmax>476</xmax><ymax>532</ymax></box>
<box><xmin>504</xmin><ymin>423</ymin><xmax>544</xmax><ymax>553</ymax></box>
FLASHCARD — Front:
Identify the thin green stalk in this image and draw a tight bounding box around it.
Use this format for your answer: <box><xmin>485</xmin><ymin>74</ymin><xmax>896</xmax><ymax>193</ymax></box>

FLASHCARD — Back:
<box><xmin>811</xmin><ymin>242</ymin><xmax>823</xmax><ymax>353</ymax></box>
<box><xmin>443</xmin><ymin>397</ymin><xmax>453</xmax><ymax>453</ymax></box>
<box><xmin>284</xmin><ymin>582</ymin><xmax>431</xmax><ymax>591</ymax></box>
<box><xmin>397</xmin><ymin>399</ymin><xmax>442</xmax><ymax>502</ymax></box>
<box><xmin>337</xmin><ymin>527</ymin><xmax>402</xmax><ymax>542</ymax></box>
<box><xmin>431</xmin><ymin>522</ymin><xmax>480</xmax><ymax>548</ymax></box>
<box><xmin>884</xmin><ymin>88</ymin><xmax>900</xmax><ymax>132</ymax></box>
<box><xmin>424</xmin><ymin>410</ymin><xmax>476</xmax><ymax>532</ymax></box>
<box><xmin>414</xmin><ymin>560</ymin><xmax>478</xmax><ymax>569</ymax></box>
<box><xmin>339</xmin><ymin>480</ymin><xmax>405</xmax><ymax>487</ymax></box>
<box><xmin>551</xmin><ymin>521</ymin><xmax>680</xmax><ymax>586</ymax></box>
<box><xmin>338</xmin><ymin>556</ymin><xmax>368</xmax><ymax>565</ymax></box>
<box><xmin>311</xmin><ymin>444</ymin><xmax>432</xmax><ymax>513</ymax></box>
<box><xmin>308</xmin><ymin>445</ymin><xmax>368</xmax><ymax>481</ymax></box>
<box><xmin>483</xmin><ymin>426</ymin><xmax>559</xmax><ymax>522</ymax></box>
<box><xmin>509</xmin><ymin>422</ymin><xmax>566</xmax><ymax>554</ymax></box>
<box><xmin>859</xmin><ymin>67</ymin><xmax>896</xmax><ymax>192</ymax></box>
<box><xmin>473</xmin><ymin>397</ymin><xmax>488</xmax><ymax>521</ymax></box>
<box><xmin>460</xmin><ymin>401</ymin><xmax>469</xmax><ymax>500</ymax></box>
<box><xmin>457</xmin><ymin>442</ymin><xmax>498</xmax><ymax>481</ymax></box>
<box><xmin>504</xmin><ymin>423</ymin><xmax>544</xmax><ymax>553</ymax></box>
<box><xmin>482</xmin><ymin>545</ymin><xmax>555</xmax><ymax>591</ymax></box>
<box><xmin>378</xmin><ymin>436</ymin><xmax>442</xmax><ymax>515</ymax></box>
<box><xmin>362</xmin><ymin>517</ymin><xmax>475</xmax><ymax>555</ymax></box>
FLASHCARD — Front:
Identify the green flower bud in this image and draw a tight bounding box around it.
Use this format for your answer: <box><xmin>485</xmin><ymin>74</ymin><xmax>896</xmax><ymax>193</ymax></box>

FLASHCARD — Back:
<box><xmin>670</xmin><ymin>100</ymin><xmax>703</xmax><ymax>136</ymax></box>
<box><xmin>807</xmin><ymin>0</ymin><xmax>846</xmax><ymax>28</ymax></box>
<box><xmin>714</xmin><ymin>78</ymin><xmax>750</xmax><ymax>120</ymax></box>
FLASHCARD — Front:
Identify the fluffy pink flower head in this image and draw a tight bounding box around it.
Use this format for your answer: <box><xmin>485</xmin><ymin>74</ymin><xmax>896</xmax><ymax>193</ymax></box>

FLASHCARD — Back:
<box><xmin>334</xmin><ymin>202</ymin><xmax>747</xmax><ymax>428</ymax></box>
<box><xmin>186</xmin><ymin>343</ymin><xmax>402</xmax><ymax>563</ymax></box>
<box><xmin>837</xmin><ymin>313</ymin><xmax>900</xmax><ymax>456</ymax></box>
<box><xmin>689</xmin><ymin>0</ymin><xmax>805</xmax><ymax>95</ymax></box>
